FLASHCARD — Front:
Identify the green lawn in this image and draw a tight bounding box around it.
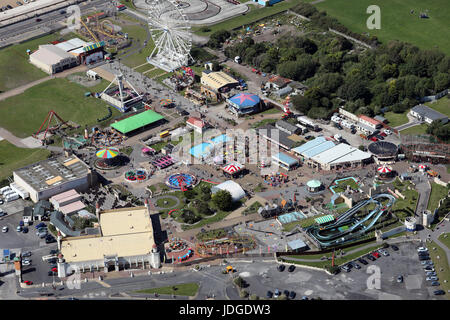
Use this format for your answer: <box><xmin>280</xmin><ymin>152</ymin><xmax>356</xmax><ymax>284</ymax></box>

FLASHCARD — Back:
<box><xmin>425</xmin><ymin>97</ymin><xmax>450</xmax><ymax>117</ymax></box>
<box><xmin>0</xmin><ymin>140</ymin><xmax>51</xmax><ymax>182</ymax></box>
<box><xmin>438</xmin><ymin>233</ymin><xmax>450</xmax><ymax>250</ymax></box>
<box><xmin>193</xmin><ymin>0</ymin><xmax>300</xmax><ymax>36</ymax></box>
<box><xmin>391</xmin><ymin>179</ymin><xmax>419</xmax><ymax>220</ymax></box>
<box><xmin>426</xmin><ymin>241</ymin><xmax>450</xmax><ymax>298</ymax></box>
<box><xmin>427</xmin><ymin>183</ymin><xmax>449</xmax><ymax>213</ymax></box>
<box><xmin>0</xmin><ymin>32</ymin><xmax>80</xmax><ymax>92</ymax></box>
<box><xmin>0</xmin><ymin>78</ymin><xmax>121</xmax><ymax>138</ymax></box>
<box><xmin>118</xmin><ymin>24</ymin><xmax>155</xmax><ymax>68</ymax></box>
<box><xmin>315</xmin><ymin>0</ymin><xmax>450</xmax><ymax>56</ymax></box>
<box><xmin>331</xmin><ymin>178</ymin><xmax>360</xmax><ymax>193</ymax></box>
<box><xmin>156</xmin><ymin>197</ymin><xmax>178</xmax><ymax>208</ymax></box>
<box><xmin>383</xmin><ymin>111</ymin><xmax>409</xmax><ymax>127</ymax></box>
<box><xmin>400</xmin><ymin>124</ymin><xmax>428</xmax><ymax>135</ymax></box>
<box><xmin>135</xmin><ymin>283</ymin><xmax>199</xmax><ymax>296</ymax></box>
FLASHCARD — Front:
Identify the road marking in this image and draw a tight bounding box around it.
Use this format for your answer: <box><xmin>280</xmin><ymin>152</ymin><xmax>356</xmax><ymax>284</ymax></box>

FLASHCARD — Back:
<box><xmin>95</xmin><ymin>279</ymin><xmax>111</xmax><ymax>288</ymax></box>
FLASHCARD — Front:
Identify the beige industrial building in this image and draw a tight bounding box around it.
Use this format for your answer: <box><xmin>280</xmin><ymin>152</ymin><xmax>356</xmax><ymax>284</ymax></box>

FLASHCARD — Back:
<box><xmin>57</xmin><ymin>204</ymin><xmax>161</xmax><ymax>276</ymax></box>
<box><xmin>200</xmin><ymin>70</ymin><xmax>239</xmax><ymax>101</ymax></box>
<box><xmin>29</xmin><ymin>44</ymin><xmax>78</xmax><ymax>74</ymax></box>
<box><xmin>13</xmin><ymin>155</ymin><xmax>95</xmax><ymax>203</ymax></box>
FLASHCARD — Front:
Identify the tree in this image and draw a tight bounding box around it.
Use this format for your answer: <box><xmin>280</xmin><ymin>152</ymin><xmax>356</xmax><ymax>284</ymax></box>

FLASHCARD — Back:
<box><xmin>212</xmin><ymin>190</ymin><xmax>233</xmax><ymax>211</ymax></box>
<box><xmin>197</xmin><ymin>201</ymin><xmax>213</xmax><ymax>216</ymax></box>
<box><xmin>181</xmin><ymin>209</ymin><xmax>200</xmax><ymax>224</ymax></box>
<box><xmin>233</xmin><ymin>276</ymin><xmax>246</xmax><ymax>288</ymax></box>
<box><xmin>249</xmin><ymin>294</ymin><xmax>259</xmax><ymax>300</ymax></box>
<box><xmin>184</xmin><ymin>189</ymin><xmax>196</xmax><ymax>200</ymax></box>
<box><xmin>433</xmin><ymin>72</ymin><xmax>450</xmax><ymax>92</ymax></box>
<box><xmin>239</xmin><ymin>290</ymin><xmax>249</xmax><ymax>299</ymax></box>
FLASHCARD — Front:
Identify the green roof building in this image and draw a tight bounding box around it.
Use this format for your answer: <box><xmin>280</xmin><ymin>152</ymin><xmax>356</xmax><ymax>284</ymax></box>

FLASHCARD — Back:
<box><xmin>111</xmin><ymin>110</ymin><xmax>165</xmax><ymax>135</ymax></box>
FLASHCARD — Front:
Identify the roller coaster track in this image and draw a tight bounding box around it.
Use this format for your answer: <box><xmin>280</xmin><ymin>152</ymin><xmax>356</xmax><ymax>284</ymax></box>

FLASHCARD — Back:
<box><xmin>307</xmin><ymin>194</ymin><xmax>396</xmax><ymax>248</ymax></box>
<box><xmin>79</xmin><ymin>18</ymin><xmax>99</xmax><ymax>43</ymax></box>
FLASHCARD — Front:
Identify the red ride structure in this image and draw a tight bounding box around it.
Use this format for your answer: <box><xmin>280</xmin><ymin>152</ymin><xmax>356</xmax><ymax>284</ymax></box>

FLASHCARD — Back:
<box><xmin>33</xmin><ymin>110</ymin><xmax>71</xmax><ymax>142</ymax></box>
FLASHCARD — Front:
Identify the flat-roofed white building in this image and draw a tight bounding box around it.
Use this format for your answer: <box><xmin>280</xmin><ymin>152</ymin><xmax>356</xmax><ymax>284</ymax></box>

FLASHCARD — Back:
<box><xmin>308</xmin><ymin>143</ymin><xmax>372</xmax><ymax>170</ymax></box>
<box><xmin>29</xmin><ymin>44</ymin><xmax>78</xmax><ymax>74</ymax></box>
<box><xmin>58</xmin><ymin>205</ymin><xmax>161</xmax><ymax>276</ymax></box>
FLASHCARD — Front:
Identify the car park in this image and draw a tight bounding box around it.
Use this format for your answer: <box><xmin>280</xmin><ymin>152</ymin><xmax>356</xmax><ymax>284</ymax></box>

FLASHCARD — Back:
<box><xmin>433</xmin><ymin>290</ymin><xmax>445</xmax><ymax>295</ymax></box>
<box><xmin>358</xmin><ymin>258</ymin><xmax>368</xmax><ymax>265</ymax></box>
<box><xmin>277</xmin><ymin>265</ymin><xmax>285</xmax><ymax>272</ymax></box>
<box><xmin>288</xmin><ymin>265</ymin><xmax>295</xmax><ymax>272</ymax></box>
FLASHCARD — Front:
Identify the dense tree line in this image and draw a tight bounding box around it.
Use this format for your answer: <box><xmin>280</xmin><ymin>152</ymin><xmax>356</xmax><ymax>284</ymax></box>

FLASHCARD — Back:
<box><xmin>221</xmin><ymin>30</ymin><xmax>450</xmax><ymax>121</ymax></box>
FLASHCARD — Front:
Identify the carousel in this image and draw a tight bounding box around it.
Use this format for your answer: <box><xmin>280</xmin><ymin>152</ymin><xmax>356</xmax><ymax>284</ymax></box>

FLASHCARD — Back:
<box><xmin>94</xmin><ymin>147</ymin><xmax>122</xmax><ymax>170</ymax></box>
<box><xmin>377</xmin><ymin>165</ymin><xmax>393</xmax><ymax>179</ymax></box>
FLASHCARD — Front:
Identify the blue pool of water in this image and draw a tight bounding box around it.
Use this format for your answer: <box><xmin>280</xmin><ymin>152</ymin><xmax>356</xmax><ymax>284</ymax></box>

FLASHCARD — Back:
<box><xmin>190</xmin><ymin>142</ymin><xmax>213</xmax><ymax>158</ymax></box>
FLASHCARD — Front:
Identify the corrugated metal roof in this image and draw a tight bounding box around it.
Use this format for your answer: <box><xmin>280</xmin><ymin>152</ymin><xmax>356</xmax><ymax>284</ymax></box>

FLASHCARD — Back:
<box><xmin>302</xmin><ymin>140</ymin><xmax>335</xmax><ymax>159</ymax></box>
<box><xmin>292</xmin><ymin>136</ymin><xmax>327</xmax><ymax>154</ymax></box>
<box><xmin>272</xmin><ymin>152</ymin><xmax>298</xmax><ymax>166</ymax></box>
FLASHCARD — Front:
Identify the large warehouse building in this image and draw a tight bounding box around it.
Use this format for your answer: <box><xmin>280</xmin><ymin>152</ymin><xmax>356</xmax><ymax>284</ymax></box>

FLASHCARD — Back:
<box><xmin>13</xmin><ymin>155</ymin><xmax>95</xmax><ymax>203</ymax></box>
<box><xmin>292</xmin><ymin>137</ymin><xmax>372</xmax><ymax>170</ymax></box>
<box><xmin>57</xmin><ymin>205</ymin><xmax>161</xmax><ymax>276</ymax></box>
<box><xmin>29</xmin><ymin>44</ymin><xmax>78</xmax><ymax>74</ymax></box>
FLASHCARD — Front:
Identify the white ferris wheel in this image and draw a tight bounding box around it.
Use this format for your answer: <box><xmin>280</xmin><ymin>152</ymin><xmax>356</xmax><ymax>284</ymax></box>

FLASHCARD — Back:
<box><xmin>147</xmin><ymin>0</ymin><xmax>192</xmax><ymax>72</ymax></box>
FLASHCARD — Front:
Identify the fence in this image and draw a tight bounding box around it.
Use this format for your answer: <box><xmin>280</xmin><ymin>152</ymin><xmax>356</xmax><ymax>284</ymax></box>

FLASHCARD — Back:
<box><xmin>420</xmin><ymin>89</ymin><xmax>449</xmax><ymax>102</ymax></box>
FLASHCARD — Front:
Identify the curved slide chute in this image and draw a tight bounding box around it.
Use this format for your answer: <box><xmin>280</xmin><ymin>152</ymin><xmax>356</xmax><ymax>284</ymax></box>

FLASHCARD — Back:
<box><xmin>307</xmin><ymin>194</ymin><xmax>396</xmax><ymax>248</ymax></box>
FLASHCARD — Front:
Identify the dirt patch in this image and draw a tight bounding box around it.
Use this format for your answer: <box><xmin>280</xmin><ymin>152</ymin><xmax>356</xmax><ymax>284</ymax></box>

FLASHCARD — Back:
<box><xmin>67</xmin><ymin>74</ymin><xmax>102</xmax><ymax>88</ymax></box>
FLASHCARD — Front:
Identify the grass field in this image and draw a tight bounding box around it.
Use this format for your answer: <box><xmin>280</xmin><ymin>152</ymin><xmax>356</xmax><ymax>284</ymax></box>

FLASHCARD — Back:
<box><xmin>400</xmin><ymin>124</ymin><xmax>428</xmax><ymax>135</ymax></box>
<box><xmin>315</xmin><ymin>0</ymin><xmax>450</xmax><ymax>56</ymax></box>
<box><xmin>383</xmin><ymin>111</ymin><xmax>409</xmax><ymax>127</ymax></box>
<box><xmin>135</xmin><ymin>282</ymin><xmax>199</xmax><ymax>296</ymax></box>
<box><xmin>427</xmin><ymin>183</ymin><xmax>449</xmax><ymax>213</ymax></box>
<box><xmin>0</xmin><ymin>78</ymin><xmax>120</xmax><ymax>138</ymax></box>
<box><xmin>438</xmin><ymin>233</ymin><xmax>450</xmax><ymax>250</ymax></box>
<box><xmin>425</xmin><ymin>97</ymin><xmax>450</xmax><ymax>117</ymax></box>
<box><xmin>0</xmin><ymin>32</ymin><xmax>81</xmax><ymax>92</ymax></box>
<box><xmin>426</xmin><ymin>241</ymin><xmax>450</xmax><ymax>297</ymax></box>
<box><xmin>0</xmin><ymin>140</ymin><xmax>51</xmax><ymax>182</ymax></box>
<box><xmin>193</xmin><ymin>0</ymin><xmax>300</xmax><ymax>36</ymax></box>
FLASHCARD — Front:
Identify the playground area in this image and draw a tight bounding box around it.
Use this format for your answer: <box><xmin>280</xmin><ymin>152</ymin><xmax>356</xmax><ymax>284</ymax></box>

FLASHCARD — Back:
<box><xmin>166</xmin><ymin>173</ymin><xmax>198</xmax><ymax>191</ymax></box>
<box><xmin>277</xmin><ymin>211</ymin><xmax>307</xmax><ymax>225</ymax></box>
<box><xmin>91</xmin><ymin>127</ymin><xmax>124</xmax><ymax>147</ymax></box>
<box><xmin>262</xmin><ymin>172</ymin><xmax>289</xmax><ymax>187</ymax></box>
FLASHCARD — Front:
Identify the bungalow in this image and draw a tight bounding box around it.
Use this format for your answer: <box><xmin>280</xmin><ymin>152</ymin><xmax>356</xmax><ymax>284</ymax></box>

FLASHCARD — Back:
<box><xmin>358</xmin><ymin>115</ymin><xmax>382</xmax><ymax>130</ymax></box>
<box><xmin>409</xmin><ymin>105</ymin><xmax>448</xmax><ymax>124</ymax></box>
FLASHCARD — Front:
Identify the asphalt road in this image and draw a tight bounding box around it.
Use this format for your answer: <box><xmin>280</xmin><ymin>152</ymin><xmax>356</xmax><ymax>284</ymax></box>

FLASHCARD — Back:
<box><xmin>0</xmin><ymin>0</ymin><xmax>113</xmax><ymax>44</ymax></box>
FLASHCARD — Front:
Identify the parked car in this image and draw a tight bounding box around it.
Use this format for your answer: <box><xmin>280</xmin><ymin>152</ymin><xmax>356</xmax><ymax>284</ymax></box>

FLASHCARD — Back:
<box><xmin>288</xmin><ymin>265</ymin><xmax>295</xmax><ymax>272</ymax></box>
<box><xmin>16</xmin><ymin>226</ymin><xmax>22</xmax><ymax>232</ymax></box>
<box><xmin>22</xmin><ymin>227</ymin><xmax>28</xmax><ymax>234</ymax></box>
<box><xmin>352</xmin><ymin>262</ymin><xmax>361</xmax><ymax>269</ymax></box>
<box><xmin>277</xmin><ymin>265</ymin><xmax>285</xmax><ymax>272</ymax></box>
<box><xmin>391</xmin><ymin>245</ymin><xmax>399</xmax><ymax>251</ymax></box>
<box><xmin>379</xmin><ymin>249</ymin><xmax>389</xmax><ymax>256</ymax></box>
<box><xmin>366</xmin><ymin>255</ymin><xmax>376</xmax><ymax>261</ymax></box>
<box><xmin>417</xmin><ymin>247</ymin><xmax>428</xmax><ymax>252</ymax></box>
<box><xmin>273</xmin><ymin>289</ymin><xmax>280</xmax><ymax>298</ymax></box>
<box><xmin>266</xmin><ymin>291</ymin><xmax>273</xmax><ymax>298</ymax></box>
<box><xmin>2</xmin><ymin>226</ymin><xmax>8</xmax><ymax>233</ymax></box>
<box><xmin>38</xmin><ymin>232</ymin><xmax>47</xmax><ymax>238</ymax></box>
<box><xmin>289</xmin><ymin>291</ymin><xmax>296</xmax><ymax>299</ymax></box>
<box><xmin>419</xmin><ymin>256</ymin><xmax>430</xmax><ymax>261</ymax></box>
<box><xmin>23</xmin><ymin>280</ymin><xmax>33</xmax><ymax>285</ymax></box>
<box><xmin>358</xmin><ymin>258</ymin><xmax>368</xmax><ymax>265</ymax></box>
<box><xmin>35</xmin><ymin>18</ymin><xmax>42</xmax><ymax>22</ymax></box>
<box><xmin>396</xmin><ymin>275</ymin><xmax>403</xmax><ymax>283</ymax></box>
<box><xmin>49</xmin><ymin>249</ymin><xmax>58</xmax><ymax>255</ymax></box>
<box><xmin>51</xmin><ymin>267</ymin><xmax>58</xmax><ymax>272</ymax></box>
<box><xmin>48</xmin><ymin>271</ymin><xmax>55</xmax><ymax>276</ymax></box>
<box><xmin>301</xmin><ymin>296</ymin><xmax>309</xmax><ymax>300</ymax></box>
<box><xmin>370</xmin><ymin>137</ymin><xmax>378</xmax><ymax>142</ymax></box>
<box><xmin>426</xmin><ymin>272</ymin><xmax>437</xmax><ymax>277</ymax></box>
<box><xmin>383</xmin><ymin>129</ymin><xmax>392</xmax><ymax>135</ymax></box>
<box><xmin>45</xmin><ymin>235</ymin><xmax>56</xmax><ymax>244</ymax></box>
<box><xmin>433</xmin><ymin>290</ymin><xmax>445</xmax><ymax>295</ymax></box>
<box><xmin>380</xmin><ymin>132</ymin><xmax>387</xmax><ymax>137</ymax></box>
<box><xmin>431</xmin><ymin>281</ymin><xmax>440</xmax><ymax>286</ymax></box>
<box><xmin>47</xmin><ymin>258</ymin><xmax>57</xmax><ymax>264</ymax></box>
<box><xmin>22</xmin><ymin>251</ymin><xmax>31</xmax><ymax>257</ymax></box>
<box><xmin>426</xmin><ymin>261</ymin><xmax>434</xmax><ymax>265</ymax></box>
<box><xmin>375</xmin><ymin>135</ymin><xmax>384</xmax><ymax>140</ymax></box>
<box><xmin>0</xmin><ymin>211</ymin><xmax>6</xmax><ymax>217</ymax></box>
<box><xmin>371</xmin><ymin>251</ymin><xmax>380</xmax><ymax>259</ymax></box>
<box><xmin>35</xmin><ymin>222</ymin><xmax>46</xmax><ymax>229</ymax></box>
<box><xmin>341</xmin><ymin>265</ymin><xmax>351</xmax><ymax>272</ymax></box>
<box><xmin>283</xmin><ymin>290</ymin><xmax>290</xmax><ymax>297</ymax></box>
<box><xmin>22</xmin><ymin>259</ymin><xmax>31</xmax><ymax>266</ymax></box>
